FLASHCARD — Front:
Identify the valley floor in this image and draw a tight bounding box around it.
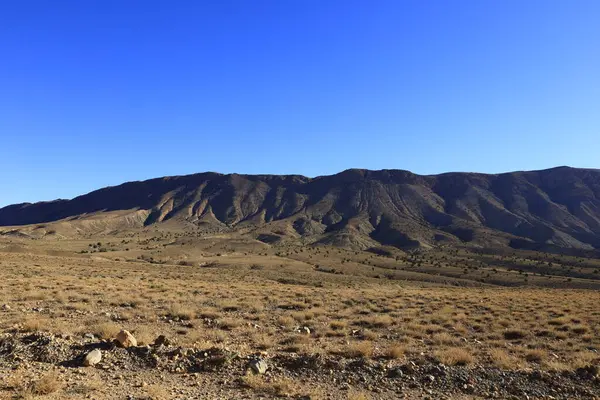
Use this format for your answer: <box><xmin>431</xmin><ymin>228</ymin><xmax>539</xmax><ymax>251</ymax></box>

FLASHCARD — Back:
<box><xmin>1</xmin><ymin>235</ymin><xmax>599</xmax><ymax>399</ymax></box>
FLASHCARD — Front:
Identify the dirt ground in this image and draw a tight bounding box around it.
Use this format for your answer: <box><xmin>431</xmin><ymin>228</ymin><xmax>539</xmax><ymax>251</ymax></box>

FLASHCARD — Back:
<box><xmin>1</xmin><ymin>233</ymin><xmax>599</xmax><ymax>399</ymax></box>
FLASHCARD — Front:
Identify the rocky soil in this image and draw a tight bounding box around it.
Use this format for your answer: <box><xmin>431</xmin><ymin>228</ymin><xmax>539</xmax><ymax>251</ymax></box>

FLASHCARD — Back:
<box><xmin>1</xmin><ymin>331</ymin><xmax>599</xmax><ymax>399</ymax></box>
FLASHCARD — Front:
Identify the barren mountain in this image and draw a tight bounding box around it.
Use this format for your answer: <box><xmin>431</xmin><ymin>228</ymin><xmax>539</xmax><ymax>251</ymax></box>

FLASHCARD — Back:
<box><xmin>2</xmin><ymin>166</ymin><xmax>600</xmax><ymax>251</ymax></box>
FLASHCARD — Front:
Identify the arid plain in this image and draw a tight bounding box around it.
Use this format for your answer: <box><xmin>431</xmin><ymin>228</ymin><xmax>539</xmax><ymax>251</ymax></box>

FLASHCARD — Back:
<box><xmin>1</xmin><ymin>227</ymin><xmax>600</xmax><ymax>399</ymax></box>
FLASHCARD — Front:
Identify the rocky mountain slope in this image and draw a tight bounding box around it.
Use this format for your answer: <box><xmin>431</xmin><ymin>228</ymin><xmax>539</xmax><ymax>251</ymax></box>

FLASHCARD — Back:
<box><xmin>2</xmin><ymin>166</ymin><xmax>600</xmax><ymax>251</ymax></box>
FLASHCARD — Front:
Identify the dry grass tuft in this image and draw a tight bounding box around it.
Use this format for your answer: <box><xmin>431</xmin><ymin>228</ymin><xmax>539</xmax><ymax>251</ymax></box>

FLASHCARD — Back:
<box><xmin>360</xmin><ymin>329</ymin><xmax>378</xmax><ymax>340</ymax></box>
<box><xmin>168</xmin><ymin>304</ymin><xmax>196</xmax><ymax>320</ymax></box>
<box><xmin>431</xmin><ymin>332</ymin><xmax>457</xmax><ymax>345</ymax></box>
<box><xmin>436</xmin><ymin>347</ymin><xmax>475</xmax><ymax>366</ymax></box>
<box><xmin>198</xmin><ymin>309</ymin><xmax>219</xmax><ymax>320</ymax></box>
<box><xmin>90</xmin><ymin>322</ymin><xmax>121</xmax><ymax>340</ymax></box>
<box><xmin>20</xmin><ymin>316</ymin><xmax>49</xmax><ymax>333</ymax></box>
<box><xmin>146</xmin><ymin>384</ymin><xmax>170</xmax><ymax>399</ymax></box>
<box><xmin>503</xmin><ymin>329</ymin><xmax>527</xmax><ymax>340</ymax></box>
<box><xmin>571</xmin><ymin>325</ymin><xmax>589</xmax><ymax>335</ymax></box>
<box><xmin>358</xmin><ymin>315</ymin><xmax>393</xmax><ymax>328</ymax></box>
<box><xmin>330</xmin><ymin>320</ymin><xmax>347</xmax><ymax>330</ymax></box>
<box><xmin>277</xmin><ymin>315</ymin><xmax>295</xmax><ymax>328</ymax></box>
<box><xmin>525</xmin><ymin>349</ymin><xmax>547</xmax><ymax>363</ymax></box>
<box><xmin>384</xmin><ymin>343</ymin><xmax>405</xmax><ymax>359</ymax></box>
<box><xmin>218</xmin><ymin>317</ymin><xmax>241</xmax><ymax>330</ymax></box>
<box><xmin>489</xmin><ymin>348</ymin><xmax>515</xmax><ymax>369</ymax></box>
<box><xmin>548</xmin><ymin>317</ymin><xmax>569</xmax><ymax>326</ymax></box>
<box><xmin>29</xmin><ymin>372</ymin><xmax>62</xmax><ymax>395</ymax></box>
<box><xmin>242</xmin><ymin>375</ymin><xmax>297</xmax><ymax>397</ymax></box>
<box><xmin>347</xmin><ymin>389</ymin><xmax>371</xmax><ymax>400</ymax></box>
<box><xmin>134</xmin><ymin>325</ymin><xmax>155</xmax><ymax>346</ymax></box>
<box><xmin>343</xmin><ymin>341</ymin><xmax>374</xmax><ymax>358</ymax></box>
<box><xmin>69</xmin><ymin>378</ymin><xmax>103</xmax><ymax>395</ymax></box>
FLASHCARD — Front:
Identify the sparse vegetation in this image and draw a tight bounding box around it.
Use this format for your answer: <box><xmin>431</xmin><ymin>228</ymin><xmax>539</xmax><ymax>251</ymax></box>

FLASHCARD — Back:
<box><xmin>1</xmin><ymin>231</ymin><xmax>600</xmax><ymax>399</ymax></box>
<box><xmin>435</xmin><ymin>347</ymin><xmax>475</xmax><ymax>366</ymax></box>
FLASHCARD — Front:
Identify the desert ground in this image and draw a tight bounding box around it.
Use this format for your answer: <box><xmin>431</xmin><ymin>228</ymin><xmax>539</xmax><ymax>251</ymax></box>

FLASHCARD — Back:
<box><xmin>1</xmin><ymin>228</ymin><xmax>599</xmax><ymax>399</ymax></box>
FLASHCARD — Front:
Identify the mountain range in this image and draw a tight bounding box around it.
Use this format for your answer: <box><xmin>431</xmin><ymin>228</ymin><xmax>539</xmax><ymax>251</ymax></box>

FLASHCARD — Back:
<box><xmin>2</xmin><ymin>166</ymin><xmax>600</xmax><ymax>252</ymax></box>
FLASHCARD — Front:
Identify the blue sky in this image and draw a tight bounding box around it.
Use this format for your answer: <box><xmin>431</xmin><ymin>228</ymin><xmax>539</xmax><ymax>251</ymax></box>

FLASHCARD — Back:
<box><xmin>1</xmin><ymin>1</ymin><xmax>599</xmax><ymax>206</ymax></box>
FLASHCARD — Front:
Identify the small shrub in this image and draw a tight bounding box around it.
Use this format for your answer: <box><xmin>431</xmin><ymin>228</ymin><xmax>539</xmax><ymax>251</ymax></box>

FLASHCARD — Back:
<box><xmin>242</xmin><ymin>375</ymin><xmax>297</xmax><ymax>396</ymax></box>
<box><xmin>347</xmin><ymin>390</ymin><xmax>371</xmax><ymax>400</ymax></box>
<box><xmin>571</xmin><ymin>325</ymin><xmax>589</xmax><ymax>335</ymax></box>
<box><xmin>525</xmin><ymin>349</ymin><xmax>546</xmax><ymax>363</ymax></box>
<box><xmin>345</xmin><ymin>341</ymin><xmax>374</xmax><ymax>358</ymax></box>
<box><xmin>30</xmin><ymin>372</ymin><xmax>62</xmax><ymax>395</ymax></box>
<box><xmin>281</xmin><ymin>334</ymin><xmax>311</xmax><ymax>346</ymax></box>
<box><xmin>198</xmin><ymin>309</ymin><xmax>219</xmax><ymax>320</ymax></box>
<box><xmin>503</xmin><ymin>329</ymin><xmax>527</xmax><ymax>340</ymax></box>
<box><xmin>360</xmin><ymin>329</ymin><xmax>378</xmax><ymax>340</ymax></box>
<box><xmin>277</xmin><ymin>315</ymin><xmax>295</xmax><ymax>328</ymax></box>
<box><xmin>431</xmin><ymin>332</ymin><xmax>457</xmax><ymax>345</ymax></box>
<box><xmin>359</xmin><ymin>315</ymin><xmax>393</xmax><ymax>328</ymax></box>
<box><xmin>21</xmin><ymin>317</ymin><xmax>48</xmax><ymax>333</ymax></box>
<box><xmin>168</xmin><ymin>304</ymin><xmax>196</xmax><ymax>320</ymax></box>
<box><xmin>330</xmin><ymin>320</ymin><xmax>347</xmax><ymax>330</ymax></box>
<box><xmin>384</xmin><ymin>343</ymin><xmax>405</xmax><ymax>359</ymax></box>
<box><xmin>489</xmin><ymin>348</ymin><xmax>515</xmax><ymax>369</ymax></box>
<box><xmin>218</xmin><ymin>300</ymin><xmax>240</xmax><ymax>312</ymax></box>
<box><xmin>90</xmin><ymin>322</ymin><xmax>121</xmax><ymax>340</ymax></box>
<box><xmin>146</xmin><ymin>384</ymin><xmax>170</xmax><ymax>399</ymax></box>
<box><xmin>436</xmin><ymin>347</ymin><xmax>474</xmax><ymax>366</ymax></box>
<box><xmin>133</xmin><ymin>326</ymin><xmax>155</xmax><ymax>346</ymax></box>
<box><xmin>218</xmin><ymin>318</ymin><xmax>241</xmax><ymax>330</ymax></box>
<box><xmin>548</xmin><ymin>317</ymin><xmax>569</xmax><ymax>326</ymax></box>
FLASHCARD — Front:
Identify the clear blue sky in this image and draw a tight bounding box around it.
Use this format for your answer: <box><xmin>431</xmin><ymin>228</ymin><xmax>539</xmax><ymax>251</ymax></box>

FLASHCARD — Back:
<box><xmin>1</xmin><ymin>1</ymin><xmax>599</xmax><ymax>206</ymax></box>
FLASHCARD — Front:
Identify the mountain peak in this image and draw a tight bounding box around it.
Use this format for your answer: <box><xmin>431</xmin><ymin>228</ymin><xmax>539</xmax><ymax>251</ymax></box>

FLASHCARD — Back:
<box><xmin>1</xmin><ymin>167</ymin><xmax>599</xmax><ymax>252</ymax></box>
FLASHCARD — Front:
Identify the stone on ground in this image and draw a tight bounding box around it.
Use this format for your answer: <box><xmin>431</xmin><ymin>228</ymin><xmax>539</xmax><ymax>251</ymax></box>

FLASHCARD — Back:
<box><xmin>249</xmin><ymin>359</ymin><xmax>268</xmax><ymax>375</ymax></box>
<box><xmin>115</xmin><ymin>329</ymin><xmax>137</xmax><ymax>348</ymax></box>
<box><xmin>83</xmin><ymin>348</ymin><xmax>102</xmax><ymax>367</ymax></box>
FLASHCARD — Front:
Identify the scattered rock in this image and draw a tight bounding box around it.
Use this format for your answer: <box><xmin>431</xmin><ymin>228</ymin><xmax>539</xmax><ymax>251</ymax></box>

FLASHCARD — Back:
<box><xmin>387</xmin><ymin>367</ymin><xmax>403</xmax><ymax>378</ymax></box>
<box><xmin>1</xmin><ymin>304</ymin><xmax>10</xmax><ymax>311</ymax></box>
<box><xmin>576</xmin><ymin>365</ymin><xmax>599</xmax><ymax>379</ymax></box>
<box><xmin>83</xmin><ymin>349</ymin><xmax>102</xmax><ymax>367</ymax></box>
<box><xmin>430</xmin><ymin>364</ymin><xmax>447</xmax><ymax>376</ymax></box>
<box><xmin>400</xmin><ymin>362</ymin><xmax>417</xmax><ymax>374</ymax></box>
<box><xmin>530</xmin><ymin>370</ymin><xmax>544</xmax><ymax>381</ymax></box>
<box><xmin>294</xmin><ymin>326</ymin><xmax>311</xmax><ymax>335</ymax></box>
<box><xmin>154</xmin><ymin>335</ymin><xmax>171</xmax><ymax>347</ymax></box>
<box><xmin>115</xmin><ymin>330</ymin><xmax>137</xmax><ymax>348</ymax></box>
<box><xmin>249</xmin><ymin>359</ymin><xmax>268</xmax><ymax>375</ymax></box>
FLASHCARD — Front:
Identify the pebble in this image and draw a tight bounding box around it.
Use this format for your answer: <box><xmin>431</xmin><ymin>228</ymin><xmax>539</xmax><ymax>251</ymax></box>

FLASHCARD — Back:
<box><xmin>388</xmin><ymin>368</ymin><xmax>404</xmax><ymax>378</ymax></box>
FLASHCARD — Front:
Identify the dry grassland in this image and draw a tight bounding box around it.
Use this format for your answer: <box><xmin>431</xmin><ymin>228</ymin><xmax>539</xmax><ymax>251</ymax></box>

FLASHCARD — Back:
<box><xmin>0</xmin><ymin>235</ymin><xmax>599</xmax><ymax>399</ymax></box>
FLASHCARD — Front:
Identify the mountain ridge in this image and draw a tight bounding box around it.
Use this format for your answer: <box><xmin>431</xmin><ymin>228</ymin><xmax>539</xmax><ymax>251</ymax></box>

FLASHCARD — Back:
<box><xmin>2</xmin><ymin>166</ymin><xmax>600</xmax><ymax>252</ymax></box>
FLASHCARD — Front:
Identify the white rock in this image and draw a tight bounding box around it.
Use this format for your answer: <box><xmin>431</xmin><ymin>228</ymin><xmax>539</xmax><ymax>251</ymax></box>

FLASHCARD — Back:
<box><xmin>83</xmin><ymin>349</ymin><xmax>102</xmax><ymax>367</ymax></box>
